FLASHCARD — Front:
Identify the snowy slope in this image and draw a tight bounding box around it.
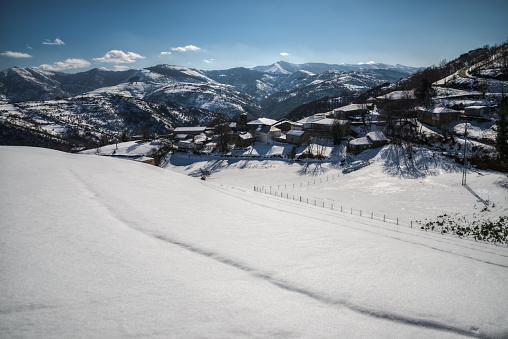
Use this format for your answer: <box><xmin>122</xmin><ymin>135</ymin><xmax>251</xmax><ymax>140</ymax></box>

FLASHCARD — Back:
<box><xmin>1</xmin><ymin>146</ymin><xmax>508</xmax><ymax>338</ymax></box>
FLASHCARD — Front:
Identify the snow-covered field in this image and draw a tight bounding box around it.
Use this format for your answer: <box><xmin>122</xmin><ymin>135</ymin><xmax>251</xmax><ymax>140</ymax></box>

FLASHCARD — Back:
<box><xmin>1</xmin><ymin>146</ymin><xmax>508</xmax><ymax>338</ymax></box>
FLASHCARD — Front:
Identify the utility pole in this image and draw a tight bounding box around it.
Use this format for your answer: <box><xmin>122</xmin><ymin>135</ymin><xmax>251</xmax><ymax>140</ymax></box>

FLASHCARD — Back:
<box><xmin>462</xmin><ymin>118</ymin><xmax>468</xmax><ymax>185</ymax></box>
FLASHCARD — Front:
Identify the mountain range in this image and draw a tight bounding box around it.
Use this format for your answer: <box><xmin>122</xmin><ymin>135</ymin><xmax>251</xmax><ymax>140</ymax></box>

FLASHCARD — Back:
<box><xmin>0</xmin><ymin>61</ymin><xmax>421</xmax><ymax>148</ymax></box>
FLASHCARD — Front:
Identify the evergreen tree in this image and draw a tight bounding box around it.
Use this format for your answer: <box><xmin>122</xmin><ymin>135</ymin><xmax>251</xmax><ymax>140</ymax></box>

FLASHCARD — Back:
<box><xmin>415</xmin><ymin>78</ymin><xmax>435</xmax><ymax>107</ymax></box>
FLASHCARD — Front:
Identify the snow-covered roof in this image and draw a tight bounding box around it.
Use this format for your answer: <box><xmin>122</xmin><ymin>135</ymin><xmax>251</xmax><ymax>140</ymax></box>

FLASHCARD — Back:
<box><xmin>366</xmin><ymin>131</ymin><xmax>386</xmax><ymax>142</ymax></box>
<box><xmin>175</xmin><ymin>134</ymin><xmax>189</xmax><ymax>139</ymax></box>
<box><xmin>419</xmin><ymin>106</ymin><xmax>460</xmax><ymax>114</ymax></box>
<box><xmin>173</xmin><ymin>126</ymin><xmax>207</xmax><ymax>134</ymax></box>
<box><xmin>258</xmin><ymin>125</ymin><xmax>281</xmax><ymax>134</ymax></box>
<box><xmin>312</xmin><ymin>118</ymin><xmax>335</xmax><ymax>126</ymax></box>
<box><xmin>178</xmin><ymin>139</ymin><xmax>193</xmax><ymax>144</ymax></box>
<box><xmin>297</xmin><ymin>116</ymin><xmax>324</xmax><ymax>124</ymax></box>
<box><xmin>349</xmin><ymin>137</ymin><xmax>372</xmax><ymax>146</ymax></box>
<box><xmin>247</xmin><ymin>117</ymin><xmax>277</xmax><ymax>126</ymax></box>
<box><xmin>465</xmin><ymin>105</ymin><xmax>488</xmax><ymax>109</ymax></box>
<box><xmin>335</xmin><ymin>104</ymin><xmax>368</xmax><ymax>112</ymax></box>
<box><xmin>239</xmin><ymin>132</ymin><xmax>254</xmax><ymax>140</ymax></box>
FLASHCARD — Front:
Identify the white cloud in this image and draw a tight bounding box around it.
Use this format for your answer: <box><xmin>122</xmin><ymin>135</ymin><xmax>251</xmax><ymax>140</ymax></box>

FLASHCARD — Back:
<box><xmin>160</xmin><ymin>51</ymin><xmax>172</xmax><ymax>56</ymax></box>
<box><xmin>42</xmin><ymin>38</ymin><xmax>65</xmax><ymax>45</ymax></box>
<box><xmin>280</xmin><ymin>52</ymin><xmax>290</xmax><ymax>57</ymax></box>
<box><xmin>171</xmin><ymin>45</ymin><xmax>201</xmax><ymax>52</ymax></box>
<box><xmin>39</xmin><ymin>58</ymin><xmax>91</xmax><ymax>71</ymax></box>
<box><xmin>93</xmin><ymin>50</ymin><xmax>145</xmax><ymax>64</ymax></box>
<box><xmin>1</xmin><ymin>51</ymin><xmax>32</xmax><ymax>58</ymax></box>
<box><xmin>26</xmin><ymin>44</ymin><xmax>33</xmax><ymax>50</ymax></box>
<box><xmin>203</xmin><ymin>59</ymin><xmax>214</xmax><ymax>64</ymax></box>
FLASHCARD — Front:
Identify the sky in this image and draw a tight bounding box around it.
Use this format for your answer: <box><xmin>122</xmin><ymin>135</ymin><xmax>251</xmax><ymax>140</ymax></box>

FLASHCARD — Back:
<box><xmin>0</xmin><ymin>0</ymin><xmax>507</xmax><ymax>73</ymax></box>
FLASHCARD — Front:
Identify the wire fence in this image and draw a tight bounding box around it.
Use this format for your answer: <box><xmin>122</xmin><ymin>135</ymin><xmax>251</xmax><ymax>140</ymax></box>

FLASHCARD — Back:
<box><xmin>253</xmin><ymin>185</ymin><xmax>417</xmax><ymax>229</ymax></box>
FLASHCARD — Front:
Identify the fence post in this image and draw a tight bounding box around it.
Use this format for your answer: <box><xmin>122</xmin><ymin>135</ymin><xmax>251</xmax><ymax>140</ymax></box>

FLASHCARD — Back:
<box><xmin>360</xmin><ymin>210</ymin><xmax>362</xmax><ymax>217</ymax></box>
<box><xmin>351</xmin><ymin>208</ymin><xmax>352</xmax><ymax>214</ymax></box>
<box><xmin>371</xmin><ymin>212</ymin><xmax>373</xmax><ymax>219</ymax></box>
<box><xmin>397</xmin><ymin>218</ymin><xmax>399</xmax><ymax>225</ymax></box>
<box><xmin>323</xmin><ymin>201</ymin><xmax>324</xmax><ymax>207</ymax></box>
<box><xmin>411</xmin><ymin>220</ymin><xmax>412</xmax><ymax>228</ymax></box>
<box><xmin>300</xmin><ymin>196</ymin><xmax>301</xmax><ymax>202</ymax></box>
<box><xmin>341</xmin><ymin>206</ymin><xmax>343</xmax><ymax>212</ymax></box>
<box><xmin>331</xmin><ymin>204</ymin><xmax>333</xmax><ymax>210</ymax></box>
<box><xmin>384</xmin><ymin>215</ymin><xmax>385</xmax><ymax>222</ymax></box>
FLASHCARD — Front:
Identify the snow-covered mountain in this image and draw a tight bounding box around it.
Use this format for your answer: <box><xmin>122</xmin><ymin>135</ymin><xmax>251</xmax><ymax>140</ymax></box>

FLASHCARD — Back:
<box><xmin>0</xmin><ymin>61</ymin><xmax>419</xmax><ymax>147</ymax></box>
<box><xmin>253</xmin><ymin>60</ymin><xmax>422</xmax><ymax>75</ymax></box>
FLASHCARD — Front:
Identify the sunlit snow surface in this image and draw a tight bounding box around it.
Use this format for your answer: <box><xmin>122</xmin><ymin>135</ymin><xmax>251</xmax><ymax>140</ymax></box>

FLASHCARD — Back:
<box><xmin>1</xmin><ymin>146</ymin><xmax>508</xmax><ymax>338</ymax></box>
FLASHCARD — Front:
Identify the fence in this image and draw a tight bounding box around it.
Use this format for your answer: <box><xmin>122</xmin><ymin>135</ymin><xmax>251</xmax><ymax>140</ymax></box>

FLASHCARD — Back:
<box><xmin>253</xmin><ymin>185</ymin><xmax>415</xmax><ymax>229</ymax></box>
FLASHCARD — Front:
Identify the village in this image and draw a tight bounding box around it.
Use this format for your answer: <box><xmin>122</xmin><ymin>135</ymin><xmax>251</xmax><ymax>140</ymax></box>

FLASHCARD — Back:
<box><xmin>84</xmin><ymin>86</ymin><xmax>497</xmax><ymax>173</ymax></box>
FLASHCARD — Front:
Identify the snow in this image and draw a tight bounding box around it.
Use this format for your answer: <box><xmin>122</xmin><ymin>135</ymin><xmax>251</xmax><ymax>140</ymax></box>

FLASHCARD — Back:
<box><xmin>80</xmin><ymin>140</ymin><xmax>161</xmax><ymax>156</ymax></box>
<box><xmin>1</xmin><ymin>146</ymin><xmax>508</xmax><ymax>339</ymax></box>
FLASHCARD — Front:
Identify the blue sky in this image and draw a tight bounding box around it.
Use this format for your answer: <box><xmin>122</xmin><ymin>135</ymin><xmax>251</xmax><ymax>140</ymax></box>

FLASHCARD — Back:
<box><xmin>1</xmin><ymin>0</ymin><xmax>507</xmax><ymax>72</ymax></box>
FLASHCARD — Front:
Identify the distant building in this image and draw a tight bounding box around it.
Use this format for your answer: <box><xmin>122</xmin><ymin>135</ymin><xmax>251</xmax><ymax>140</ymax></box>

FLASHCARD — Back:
<box><xmin>256</xmin><ymin>125</ymin><xmax>282</xmax><ymax>143</ymax></box>
<box><xmin>236</xmin><ymin>132</ymin><xmax>255</xmax><ymax>148</ymax></box>
<box><xmin>464</xmin><ymin>106</ymin><xmax>489</xmax><ymax>117</ymax></box>
<box><xmin>273</xmin><ymin>119</ymin><xmax>293</xmax><ymax>132</ymax></box>
<box><xmin>286</xmin><ymin>130</ymin><xmax>307</xmax><ymax>145</ymax></box>
<box><xmin>348</xmin><ymin>137</ymin><xmax>372</xmax><ymax>154</ymax></box>
<box><xmin>347</xmin><ymin>131</ymin><xmax>388</xmax><ymax>154</ymax></box>
<box><xmin>297</xmin><ymin>115</ymin><xmax>324</xmax><ymax>129</ymax></box>
<box><xmin>365</xmin><ymin>131</ymin><xmax>388</xmax><ymax>148</ymax></box>
<box><xmin>416</xmin><ymin>106</ymin><xmax>460</xmax><ymax>126</ymax></box>
<box><xmin>333</xmin><ymin>104</ymin><xmax>370</xmax><ymax>119</ymax></box>
<box><xmin>178</xmin><ymin>139</ymin><xmax>195</xmax><ymax>150</ymax></box>
<box><xmin>173</xmin><ymin>126</ymin><xmax>208</xmax><ymax>135</ymax></box>
<box><xmin>247</xmin><ymin>117</ymin><xmax>277</xmax><ymax>132</ymax></box>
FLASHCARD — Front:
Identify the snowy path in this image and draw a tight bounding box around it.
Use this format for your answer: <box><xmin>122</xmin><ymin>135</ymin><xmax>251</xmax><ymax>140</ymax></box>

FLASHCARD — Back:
<box><xmin>1</xmin><ymin>147</ymin><xmax>508</xmax><ymax>338</ymax></box>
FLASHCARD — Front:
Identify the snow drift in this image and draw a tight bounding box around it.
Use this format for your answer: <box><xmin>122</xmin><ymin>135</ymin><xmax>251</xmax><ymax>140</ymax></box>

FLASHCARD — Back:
<box><xmin>1</xmin><ymin>146</ymin><xmax>508</xmax><ymax>338</ymax></box>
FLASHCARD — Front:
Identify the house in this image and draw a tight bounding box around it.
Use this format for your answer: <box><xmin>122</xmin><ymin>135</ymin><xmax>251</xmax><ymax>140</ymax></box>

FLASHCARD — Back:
<box><xmin>286</xmin><ymin>130</ymin><xmax>307</xmax><ymax>145</ymax></box>
<box><xmin>178</xmin><ymin>139</ymin><xmax>195</xmax><ymax>150</ymax></box>
<box><xmin>273</xmin><ymin>119</ymin><xmax>293</xmax><ymax>132</ymax></box>
<box><xmin>333</xmin><ymin>104</ymin><xmax>369</xmax><ymax>118</ymax></box>
<box><xmin>256</xmin><ymin>125</ymin><xmax>282</xmax><ymax>143</ymax></box>
<box><xmin>311</xmin><ymin>118</ymin><xmax>336</xmax><ymax>131</ymax></box>
<box><xmin>464</xmin><ymin>106</ymin><xmax>489</xmax><ymax>117</ymax></box>
<box><xmin>347</xmin><ymin>131</ymin><xmax>388</xmax><ymax>154</ymax></box>
<box><xmin>365</xmin><ymin>131</ymin><xmax>388</xmax><ymax>148</ymax></box>
<box><xmin>416</xmin><ymin>106</ymin><xmax>461</xmax><ymax>126</ymax></box>
<box><xmin>297</xmin><ymin>115</ymin><xmax>324</xmax><ymax>129</ymax></box>
<box><xmin>247</xmin><ymin>117</ymin><xmax>277</xmax><ymax>132</ymax></box>
<box><xmin>348</xmin><ymin>137</ymin><xmax>372</xmax><ymax>154</ymax></box>
<box><xmin>236</xmin><ymin>132</ymin><xmax>255</xmax><ymax>148</ymax></box>
<box><xmin>172</xmin><ymin>126</ymin><xmax>208</xmax><ymax>135</ymax></box>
